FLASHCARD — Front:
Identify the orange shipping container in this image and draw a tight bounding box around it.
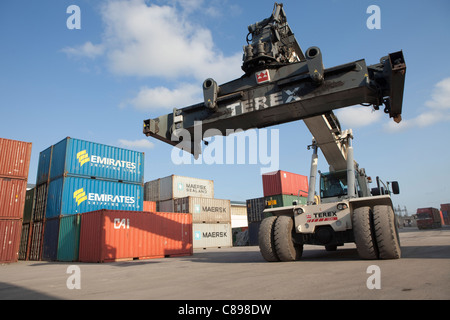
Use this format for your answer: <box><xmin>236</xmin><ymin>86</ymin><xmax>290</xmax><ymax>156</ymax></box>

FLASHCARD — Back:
<box><xmin>0</xmin><ymin>138</ymin><xmax>32</xmax><ymax>180</ymax></box>
<box><xmin>0</xmin><ymin>178</ymin><xmax>28</xmax><ymax>219</ymax></box>
<box><xmin>0</xmin><ymin>219</ymin><xmax>22</xmax><ymax>263</ymax></box>
<box><xmin>79</xmin><ymin>210</ymin><xmax>192</xmax><ymax>263</ymax></box>
<box><xmin>143</xmin><ymin>201</ymin><xmax>156</xmax><ymax>212</ymax></box>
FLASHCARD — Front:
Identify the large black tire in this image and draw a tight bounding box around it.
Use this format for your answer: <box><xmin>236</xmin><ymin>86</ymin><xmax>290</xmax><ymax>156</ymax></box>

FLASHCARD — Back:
<box><xmin>373</xmin><ymin>205</ymin><xmax>401</xmax><ymax>259</ymax></box>
<box><xmin>352</xmin><ymin>206</ymin><xmax>379</xmax><ymax>259</ymax></box>
<box><xmin>273</xmin><ymin>215</ymin><xmax>303</xmax><ymax>261</ymax></box>
<box><xmin>258</xmin><ymin>216</ymin><xmax>280</xmax><ymax>262</ymax></box>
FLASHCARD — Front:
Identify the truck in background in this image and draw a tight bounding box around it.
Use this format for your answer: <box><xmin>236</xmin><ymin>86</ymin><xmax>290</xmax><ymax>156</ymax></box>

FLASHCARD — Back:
<box><xmin>415</xmin><ymin>207</ymin><xmax>442</xmax><ymax>230</ymax></box>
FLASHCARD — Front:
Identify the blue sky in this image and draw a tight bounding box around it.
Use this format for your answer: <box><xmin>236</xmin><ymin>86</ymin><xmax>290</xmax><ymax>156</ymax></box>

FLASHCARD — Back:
<box><xmin>1</xmin><ymin>0</ymin><xmax>450</xmax><ymax>215</ymax></box>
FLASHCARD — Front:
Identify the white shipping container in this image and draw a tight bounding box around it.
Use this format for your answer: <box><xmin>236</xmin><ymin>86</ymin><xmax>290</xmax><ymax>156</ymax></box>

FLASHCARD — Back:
<box><xmin>174</xmin><ymin>197</ymin><xmax>230</xmax><ymax>223</ymax></box>
<box><xmin>193</xmin><ymin>223</ymin><xmax>232</xmax><ymax>249</ymax></box>
<box><xmin>145</xmin><ymin>175</ymin><xmax>214</xmax><ymax>201</ymax></box>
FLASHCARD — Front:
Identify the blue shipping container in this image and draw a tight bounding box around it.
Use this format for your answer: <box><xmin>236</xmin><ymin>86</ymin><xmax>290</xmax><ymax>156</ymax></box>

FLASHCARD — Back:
<box><xmin>49</xmin><ymin>137</ymin><xmax>144</xmax><ymax>184</ymax></box>
<box><xmin>46</xmin><ymin>176</ymin><xmax>143</xmax><ymax>218</ymax></box>
<box><xmin>36</xmin><ymin>146</ymin><xmax>53</xmax><ymax>185</ymax></box>
<box><xmin>42</xmin><ymin>217</ymin><xmax>60</xmax><ymax>261</ymax></box>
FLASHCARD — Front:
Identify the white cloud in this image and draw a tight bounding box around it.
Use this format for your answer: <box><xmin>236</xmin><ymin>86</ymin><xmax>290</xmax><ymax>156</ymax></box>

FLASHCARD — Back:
<box><xmin>63</xmin><ymin>0</ymin><xmax>242</xmax><ymax>83</ymax></box>
<box><xmin>61</xmin><ymin>41</ymin><xmax>105</xmax><ymax>59</ymax></box>
<box><xmin>126</xmin><ymin>83</ymin><xmax>202</xmax><ymax>111</ymax></box>
<box><xmin>334</xmin><ymin>105</ymin><xmax>383</xmax><ymax>129</ymax></box>
<box><xmin>425</xmin><ymin>77</ymin><xmax>450</xmax><ymax>109</ymax></box>
<box><xmin>118</xmin><ymin>138</ymin><xmax>154</xmax><ymax>150</ymax></box>
<box><xmin>385</xmin><ymin>77</ymin><xmax>450</xmax><ymax>132</ymax></box>
<box><xmin>62</xmin><ymin>0</ymin><xmax>243</xmax><ymax>112</ymax></box>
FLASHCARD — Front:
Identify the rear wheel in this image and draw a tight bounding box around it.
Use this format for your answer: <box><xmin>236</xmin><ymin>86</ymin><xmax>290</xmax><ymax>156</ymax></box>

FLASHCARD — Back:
<box><xmin>352</xmin><ymin>206</ymin><xmax>379</xmax><ymax>259</ymax></box>
<box><xmin>373</xmin><ymin>205</ymin><xmax>401</xmax><ymax>259</ymax></box>
<box><xmin>258</xmin><ymin>216</ymin><xmax>280</xmax><ymax>262</ymax></box>
<box><xmin>273</xmin><ymin>215</ymin><xmax>303</xmax><ymax>261</ymax></box>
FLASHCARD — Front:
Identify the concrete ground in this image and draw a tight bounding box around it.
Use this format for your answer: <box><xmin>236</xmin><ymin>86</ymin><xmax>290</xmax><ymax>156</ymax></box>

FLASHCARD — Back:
<box><xmin>1</xmin><ymin>227</ymin><xmax>449</xmax><ymax>301</ymax></box>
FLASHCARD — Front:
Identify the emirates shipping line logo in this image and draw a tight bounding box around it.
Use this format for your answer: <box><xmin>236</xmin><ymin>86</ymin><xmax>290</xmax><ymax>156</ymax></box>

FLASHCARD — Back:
<box><xmin>73</xmin><ymin>188</ymin><xmax>88</xmax><ymax>205</ymax></box>
<box><xmin>72</xmin><ymin>188</ymin><xmax>137</xmax><ymax>207</ymax></box>
<box><xmin>76</xmin><ymin>150</ymin><xmax>90</xmax><ymax>167</ymax></box>
<box><xmin>75</xmin><ymin>149</ymin><xmax>138</xmax><ymax>171</ymax></box>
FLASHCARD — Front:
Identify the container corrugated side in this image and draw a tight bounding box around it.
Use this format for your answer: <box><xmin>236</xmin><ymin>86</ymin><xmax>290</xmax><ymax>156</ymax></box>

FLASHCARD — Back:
<box><xmin>79</xmin><ymin>210</ymin><xmax>192</xmax><ymax>263</ymax></box>
<box><xmin>159</xmin><ymin>175</ymin><xmax>214</xmax><ymax>201</ymax></box>
<box><xmin>144</xmin><ymin>180</ymin><xmax>159</xmax><ymax>201</ymax></box>
<box><xmin>0</xmin><ymin>178</ymin><xmax>28</xmax><ymax>219</ymax></box>
<box><xmin>49</xmin><ymin>137</ymin><xmax>144</xmax><ymax>184</ymax></box>
<box><xmin>174</xmin><ymin>197</ymin><xmax>231</xmax><ymax>223</ymax></box>
<box><xmin>19</xmin><ymin>223</ymin><xmax>31</xmax><ymax>260</ymax></box>
<box><xmin>36</xmin><ymin>146</ymin><xmax>53</xmax><ymax>185</ymax></box>
<box><xmin>0</xmin><ymin>138</ymin><xmax>32</xmax><ymax>180</ymax></box>
<box><xmin>262</xmin><ymin>170</ymin><xmax>308</xmax><ymax>197</ymax></box>
<box><xmin>265</xmin><ymin>194</ymin><xmax>307</xmax><ymax>208</ymax></box>
<box><xmin>32</xmin><ymin>183</ymin><xmax>48</xmax><ymax>221</ymax></box>
<box><xmin>143</xmin><ymin>201</ymin><xmax>156</xmax><ymax>212</ymax></box>
<box><xmin>28</xmin><ymin>221</ymin><xmax>44</xmax><ymax>260</ymax></box>
<box><xmin>42</xmin><ymin>217</ymin><xmax>60</xmax><ymax>261</ymax></box>
<box><xmin>23</xmin><ymin>187</ymin><xmax>36</xmax><ymax>222</ymax></box>
<box><xmin>0</xmin><ymin>219</ymin><xmax>22</xmax><ymax>263</ymax></box>
<box><xmin>247</xmin><ymin>221</ymin><xmax>260</xmax><ymax>246</ymax></box>
<box><xmin>193</xmin><ymin>223</ymin><xmax>232</xmax><ymax>249</ymax></box>
<box><xmin>158</xmin><ymin>199</ymin><xmax>174</xmax><ymax>212</ymax></box>
<box><xmin>45</xmin><ymin>176</ymin><xmax>143</xmax><ymax>218</ymax></box>
<box><xmin>57</xmin><ymin>214</ymin><xmax>81</xmax><ymax>262</ymax></box>
<box><xmin>246</xmin><ymin>197</ymin><xmax>265</xmax><ymax>222</ymax></box>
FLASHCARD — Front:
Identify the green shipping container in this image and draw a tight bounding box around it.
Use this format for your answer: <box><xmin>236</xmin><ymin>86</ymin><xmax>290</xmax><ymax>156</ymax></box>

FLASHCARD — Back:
<box><xmin>57</xmin><ymin>214</ymin><xmax>81</xmax><ymax>262</ymax></box>
<box><xmin>264</xmin><ymin>194</ymin><xmax>307</xmax><ymax>209</ymax></box>
<box><xmin>23</xmin><ymin>188</ymin><xmax>36</xmax><ymax>223</ymax></box>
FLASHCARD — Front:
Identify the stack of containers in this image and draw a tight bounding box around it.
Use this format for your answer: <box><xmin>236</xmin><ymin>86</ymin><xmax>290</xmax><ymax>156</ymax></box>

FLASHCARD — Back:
<box><xmin>144</xmin><ymin>175</ymin><xmax>233</xmax><ymax>249</ymax></box>
<box><xmin>246</xmin><ymin>170</ymin><xmax>309</xmax><ymax>246</ymax></box>
<box><xmin>28</xmin><ymin>137</ymin><xmax>145</xmax><ymax>261</ymax></box>
<box><xmin>262</xmin><ymin>170</ymin><xmax>308</xmax><ymax>208</ymax></box>
<box><xmin>440</xmin><ymin>203</ymin><xmax>450</xmax><ymax>225</ymax></box>
<box><xmin>0</xmin><ymin>138</ymin><xmax>32</xmax><ymax>263</ymax></box>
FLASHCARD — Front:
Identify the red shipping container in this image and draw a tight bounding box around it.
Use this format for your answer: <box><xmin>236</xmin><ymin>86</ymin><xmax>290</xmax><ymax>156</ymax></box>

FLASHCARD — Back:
<box><xmin>262</xmin><ymin>170</ymin><xmax>309</xmax><ymax>197</ymax></box>
<box><xmin>0</xmin><ymin>219</ymin><xmax>22</xmax><ymax>263</ymax></box>
<box><xmin>0</xmin><ymin>138</ymin><xmax>32</xmax><ymax>180</ymax></box>
<box><xmin>143</xmin><ymin>201</ymin><xmax>156</xmax><ymax>212</ymax></box>
<box><xmin>79</xmin><ymin>210</ymin><xmax>192</xmax><ymax>263</ymax></box>
<box><xmin>0</xmin><ymin>178</ymin><xmax>28</xmax><ymax>219</ymax></box>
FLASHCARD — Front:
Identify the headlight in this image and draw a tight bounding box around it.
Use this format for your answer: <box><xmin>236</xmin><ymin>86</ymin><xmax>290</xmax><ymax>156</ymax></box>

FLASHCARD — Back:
<box><xmin>295</xmin><ymin>208</ymin><xmax>304</xmax><ymax>215</ymax></box>
<box><xmin>337</xmin><ymin>203</ymin><xmax>348</xmax><ymax>210</ymax></box>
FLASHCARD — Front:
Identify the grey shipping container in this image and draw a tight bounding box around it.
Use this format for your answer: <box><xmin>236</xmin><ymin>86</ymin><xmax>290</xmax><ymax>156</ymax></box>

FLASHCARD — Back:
<box><xmin>157</xmin><ymin>199</ymin><xmax>174</xmax><ymax>212</ymax></box>
<box><xmin>174</xmin><ymin>197</ymin><xmax>231</xmax><ymax>223</ymax></box>
<box><xmin>145</xmin><ymin>175</ymin><xmax>214</xmax><ymax>201</ymax></box>
<box><xmin>246</xmin><ymin>197</ymin><xmax>266</xmax><ymax>222</ymax></box>
<box><xmin>193</xmin><ymin>223</ymin><xmax>232</xmax><ymax>249</ymax></box>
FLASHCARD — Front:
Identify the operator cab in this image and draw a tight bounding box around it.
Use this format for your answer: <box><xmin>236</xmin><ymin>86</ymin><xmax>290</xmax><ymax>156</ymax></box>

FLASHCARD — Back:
<box><xmin>320</xmin><ymin>170</ymin><xmax>348</xmax><ymax>200</ymax></box>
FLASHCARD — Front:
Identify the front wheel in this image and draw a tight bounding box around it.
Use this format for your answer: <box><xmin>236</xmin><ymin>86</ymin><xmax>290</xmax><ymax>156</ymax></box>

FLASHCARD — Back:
<box><xmin>373</xmin><ymin>205</ymin><xmax>401</xmax><ymax>259</ymax></box>
<box><xmin>273</xmin><ymin>215</ymin><xmax>303</xmax><ymax>261</ymax></box>
<box><xmin>352</xmin><ymin>206</ymin><xmax>378</xmax><ymax>259</ymax></box>
<box><xmin>258</xmin><ymin>216</ymin><xmax>280</xmax><ymax>262</ymax></box>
